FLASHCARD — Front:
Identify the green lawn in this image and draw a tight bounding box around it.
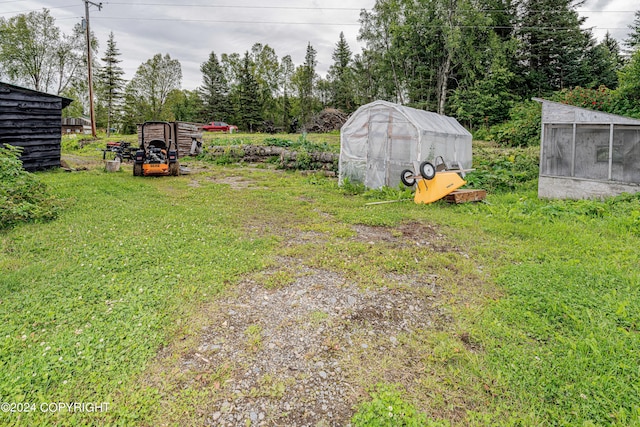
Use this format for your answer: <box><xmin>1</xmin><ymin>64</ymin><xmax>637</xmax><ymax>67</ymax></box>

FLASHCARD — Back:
<box><xmin>1</xmin><ymin>135</ymin><xmax>639</xmax><ymax>425</ymax></box>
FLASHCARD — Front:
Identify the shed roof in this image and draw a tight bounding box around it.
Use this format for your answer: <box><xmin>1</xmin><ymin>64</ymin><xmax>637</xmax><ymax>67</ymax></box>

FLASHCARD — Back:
<box><xmin>533</xmin><ymin>97</ymin><xmax>640</xmax><ymax>125</ymax></box>
<box><xmin>0</xmin><ymin>81</ymin><xmax>73</xmax><ymax>108</ymax></box>
<box><xmin>343</xmin><ymin>100</ymin><xmax>471</xmax><ymax>137</ymax></box>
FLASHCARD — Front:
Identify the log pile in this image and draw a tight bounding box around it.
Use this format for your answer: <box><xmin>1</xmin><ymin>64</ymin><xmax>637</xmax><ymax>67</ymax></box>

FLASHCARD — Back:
<box><xmin>204</xmin><ymin>145</ymin><xmax>338</xmax><ymax>174</ymax></box>
<box><xmin>305</xmin><ymin>108</ymin><xmax>349</xmax><ymax>133</ymax></box>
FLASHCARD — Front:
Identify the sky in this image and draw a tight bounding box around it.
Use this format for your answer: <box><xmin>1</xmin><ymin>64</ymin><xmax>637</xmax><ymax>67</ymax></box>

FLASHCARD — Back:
<box><xmin>0</xmin><ymin>0</ymin><xmax>637</xmax><ymax>91</ymax></box>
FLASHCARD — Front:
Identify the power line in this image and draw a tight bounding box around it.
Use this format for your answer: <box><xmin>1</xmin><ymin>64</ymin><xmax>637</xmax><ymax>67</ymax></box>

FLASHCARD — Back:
<box><xmin>91</xmin><ymin>16</ymin><xmax>361</xmax><ymax>25</ymax></box>
<box><xmin>105</xmin><ymin>2</ymin><xmax>366</xmax><ymax>11</ymax></box>
<box><xmin>0</xmin><ymin>5</ymin><xmax>78</xmax><ymax>15</ymax></box>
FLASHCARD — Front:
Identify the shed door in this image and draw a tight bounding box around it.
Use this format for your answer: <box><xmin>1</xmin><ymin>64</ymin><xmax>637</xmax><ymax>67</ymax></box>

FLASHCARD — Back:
<box><xmin>366</xmin><ymin>109</ymin><xmax>390</xmax><ymax>189</ymax></box>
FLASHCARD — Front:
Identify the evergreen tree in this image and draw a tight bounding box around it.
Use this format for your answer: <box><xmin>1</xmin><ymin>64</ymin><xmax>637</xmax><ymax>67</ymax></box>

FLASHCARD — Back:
<box><xmin>236</xmin><ymin>51</ymin><xmax>262</xmax><ymax>131</ymax></box>
<box><xmin>624</xmin><ymin>10</ymin><xmax>640</xmax><ymax>54</ymax></box>
<box><xmin>297</xmin><ymin>42</ymin><xmax>318</xmax><ymax>126</ymax></box>
<box><xmin>515</xmin><ymin>0</ymin><xmax>592</xmax><ymax>96</ymax></box>
<box><xmin>328</xmin><ymin>32</ymin><xmax>355</xmax><ymax>112</ymax></box>
<box><xmin>585</xmin><ymin>32</ymin><xmax>622</xmax><ymax>89</ymax></box>
<box><xmin>95</xmin><ymin>32</ymin><xmax>125</xmax><ymax>135</ymax></box>
<box><xmin>199</xmin><ymin>51</ymin><xmax>230</xmax><ymax>122</ymax></box>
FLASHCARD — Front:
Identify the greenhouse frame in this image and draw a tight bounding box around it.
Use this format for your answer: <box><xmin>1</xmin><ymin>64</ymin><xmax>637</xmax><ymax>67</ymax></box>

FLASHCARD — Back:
<box><xmin>339</xmin><ymin>100</ymin><xmax>472</xmax><ymax>189</ymax></box>
<box><xmin>535</xmin><ymin>98</ymin><xmax>640</xmax><ymax>200</ymax></box>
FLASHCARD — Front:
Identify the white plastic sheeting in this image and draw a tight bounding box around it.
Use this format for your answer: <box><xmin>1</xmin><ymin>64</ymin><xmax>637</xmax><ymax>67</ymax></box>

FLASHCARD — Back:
<box><xmin>339</xmin><ymin>100</ymin><xmax>472</xmax><ymax>189</ymax></box>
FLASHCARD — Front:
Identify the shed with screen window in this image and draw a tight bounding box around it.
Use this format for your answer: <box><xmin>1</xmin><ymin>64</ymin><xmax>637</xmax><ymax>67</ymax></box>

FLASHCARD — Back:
<box><xmin>339</xmin><ymin>100</ymin><xmax>472</xmax><ymax>189</ymax></box>
<box><xmin>534</xmin><ymin>98</ymin><xmax>640</xmax><ymax>200</ymax></box>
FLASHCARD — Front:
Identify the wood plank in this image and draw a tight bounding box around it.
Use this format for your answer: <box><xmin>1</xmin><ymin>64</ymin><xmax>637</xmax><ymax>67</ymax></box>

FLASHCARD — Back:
<box><xmin>443</xmin><ymin>189</ymin><xmax>487</xmax><ymax>204</ymax></box>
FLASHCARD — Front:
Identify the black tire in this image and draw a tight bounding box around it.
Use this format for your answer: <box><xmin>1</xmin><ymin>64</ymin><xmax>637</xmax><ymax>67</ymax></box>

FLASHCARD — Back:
<box><xmin>400</xmin><ymin>169</ymin><xmax>416</xmax><ymax>187</ymax></box>
<box><xmin>419</xmin><ymin>161</ymin><xmax>436</xmax><ymax>180</ymax></box>
<box><xmin>169</xmin><ymin>161</ymin><xmax>180</xmax><ymax>176</ymax></box>
<box><xmin>133</xmin><ymin>163</ymin><xmax>143</xmax><ymax>176</ymax></box>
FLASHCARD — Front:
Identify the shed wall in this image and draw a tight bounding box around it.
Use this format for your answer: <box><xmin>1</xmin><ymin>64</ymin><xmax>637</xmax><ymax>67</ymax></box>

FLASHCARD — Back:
<box><xmin>0</xmin><ymin>84</ymin><xmax>64</xmax><ymax>170</ymax></box>
<box><xmin>536</xmin><ymin>99</ymin><xmax>640</xmax><ymax>199</ymax></box>
<box><xmin>137</xmin><ymin>122</ymin><xmax>202</xmax><ymax>158</ymax></box>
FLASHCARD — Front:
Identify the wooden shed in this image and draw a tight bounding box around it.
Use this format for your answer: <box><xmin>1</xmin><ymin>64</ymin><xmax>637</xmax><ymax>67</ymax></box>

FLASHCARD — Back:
<box><xmin>534</xmin><ymin>98</ymin><xmax>640</xmax><ymax>200</ymax></box>
<box><xmin>0</xmin><ymin>82</ymin><xmax>72</xmax><ymax>170</ymax></box>
<box><xmin>137</xmin><ymin>121</ymin><xmax>203</xmax><ymax>158</ymax></box>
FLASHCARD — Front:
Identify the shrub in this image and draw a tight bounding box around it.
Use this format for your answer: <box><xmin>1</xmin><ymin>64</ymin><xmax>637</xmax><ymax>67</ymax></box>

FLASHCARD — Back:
<box><xmin>465</xmin><ymin>144</ymin><xmax>540</xmax><ymax>193</ymax></box>
<box><xmin>0</xmin><ymin>145</ymin><xmax>58</xmax><ymax>228</ymax></box>
<box><xmin>489</xmin><ymin>101</ymin><xmax>541</xmax><ymax>147</ymax></box>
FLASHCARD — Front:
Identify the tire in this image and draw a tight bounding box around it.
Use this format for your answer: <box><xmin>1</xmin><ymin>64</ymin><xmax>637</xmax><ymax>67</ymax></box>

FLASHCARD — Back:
<box><xmin>400</xmin><ymin>169</ymin><xmax>416</xmax><ymax>187</ymax></box>
<box><xmin>169</xmin><ymin>161</ymin><xmax>180</xmax><ymax>176</ymax></box>
<box><xmin>419</xmin><ymin>161</ymin><xmax>436</xmax><ymax>180</ymax></box>
<box><xmin>133</xmin><ymin>163</ymin><xmax>143</xmax><ymax>176</ymax></box>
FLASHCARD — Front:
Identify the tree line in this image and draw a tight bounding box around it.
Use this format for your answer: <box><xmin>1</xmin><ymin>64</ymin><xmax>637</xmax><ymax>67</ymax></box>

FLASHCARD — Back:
<box><xmin>1</xmin><ymin>3</ymin><xmax>640</xmax><ymax>136</ymax></box>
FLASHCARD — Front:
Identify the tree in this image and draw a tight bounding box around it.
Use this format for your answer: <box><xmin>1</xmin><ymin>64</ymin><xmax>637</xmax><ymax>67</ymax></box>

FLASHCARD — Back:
<box><xmin>295</xmin><ymin>42</ymin><xmax>318</xmax><ymax>126</ymax></box>
<box><xmin>358</xmin><ymin>0</ymin><xmax>406</xmax><ymax>104</ymax></box>
<box><xmin>95</xmin><ymin>32</ymin><xmax>125</xmax><ymax>135</ymax></box>
<box><xmin>0</xmin><ymin>9</ymin><xmax>90</xmax><ymax>94</ymax></box>
<box><xmin>584</xmin><ymin>32</ymin><xmax>622</xmax><ymax>89</ymax></box>
<box><xmin>126</xmin><ymin>53</ymin><xmax>182</xmax><ymax>121</ymax></box>
<box><xmin>168</xmin><ymin>89</ymin><xmax>204</xmax><ymax>122</ymax></box>
<box><xmin>624</xmin><ymin>10</ymin><xmax>640</xmax><ymax>54</ymax></box>
<box><xmin>279</xmin><ymin>55</ymin><xmax>295</xmax><ymax>129</ymax></box>
<box><xmin>235</xmin><ymin>52</ymin><xmax>262</xmax><ymax>131</ymax></box>
<box><xmin>617</xmin><ymin>49</ymin><xmax>640</xmax><ymax>102</ymax></box>
<box><xmin>250</xmin><ymin>43</ymin><xmax>280</xmax><ymax>123</ymax></box>
<box><xmin>515</xmin><ymin>0</ymin><xmax>592</xmax><ymax>96</ymax></box>
<box><xmin>328</xmin><ymin>32</ymin><xmax>355</xmax><ymax>112</ymax></box>
<box><xmin>199</xmin><ymin>51</ymin><xmax>230</xmax><ymax>122</ymax></box>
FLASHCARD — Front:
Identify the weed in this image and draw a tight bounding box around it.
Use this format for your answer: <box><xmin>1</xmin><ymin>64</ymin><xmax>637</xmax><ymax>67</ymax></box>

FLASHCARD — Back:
<box><xmin>244</xmin><ymin>324</ymin><xmax>263</xmax><ymax>351</ymax></box>
<box><xmin>351</xmin><ymin>383</ymin><xmax>445</xmax><ymax>427</ymax></box>
<box><xmin>339</xmin><ymin>177</ymin><xmax>366</xmax><ymax>195</ymax></box>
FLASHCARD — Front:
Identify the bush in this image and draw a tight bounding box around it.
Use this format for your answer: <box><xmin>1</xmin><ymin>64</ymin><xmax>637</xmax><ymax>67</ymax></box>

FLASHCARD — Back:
<box><xmin>465</xmin><ymin>144</ymin><xmax>540</xmax><ymax>193</ymax></box>
<box><xmin>0</xmin><ymin>145</ymin><xmax>58</xmax><ymax>228</ymax></box>
<box><xmin>488</xmin><ymin>101</ymin><xmax>541</xmax><ymax>147</ymax></box>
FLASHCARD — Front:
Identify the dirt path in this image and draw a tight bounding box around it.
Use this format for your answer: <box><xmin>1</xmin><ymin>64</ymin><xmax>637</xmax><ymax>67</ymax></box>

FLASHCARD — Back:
<box><xmin>144</xmin><ymin>221</ymin><xmax>472</xmax><ymax>426</ymax></box>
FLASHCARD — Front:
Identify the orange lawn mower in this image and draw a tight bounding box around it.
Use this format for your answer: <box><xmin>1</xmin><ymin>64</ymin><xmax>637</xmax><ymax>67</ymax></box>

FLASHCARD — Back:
<box><xmin>400</xmin><ymin>156</ymin><xmax>472</xmax><ymax>204</ymax></box>
<box><xmin>133</xmin><ymin>121</ymin><xmax>180</xmax><ymax>177</ymax></box>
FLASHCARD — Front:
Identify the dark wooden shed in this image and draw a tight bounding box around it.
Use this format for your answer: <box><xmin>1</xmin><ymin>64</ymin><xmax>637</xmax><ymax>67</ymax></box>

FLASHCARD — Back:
<box><xmin>0</xmin><ymin>82</ymin><xmax>72</xmax><ymax>170</ymax></box>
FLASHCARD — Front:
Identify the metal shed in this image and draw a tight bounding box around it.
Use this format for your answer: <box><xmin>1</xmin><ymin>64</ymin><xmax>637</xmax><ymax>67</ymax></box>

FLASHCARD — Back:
<box><xmin>339</xmin><ymin>100</ymin><xmax>472</xmax><ymax>189</ymax></box>
<box><xmin>534</xmin><ymin>98</ymin><xmax>640</xmax><ymax>200</ymax></box>
<box><xmin>0</xmin><ymin>82</ymin><xmax>72</xmax><ymax>171</ymax></box>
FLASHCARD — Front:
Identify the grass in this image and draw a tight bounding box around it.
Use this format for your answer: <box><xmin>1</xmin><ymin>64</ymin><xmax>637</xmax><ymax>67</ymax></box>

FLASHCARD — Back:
<box><xmin>1</xmin><ymin>134</ymin><xmax>639</xmax><ymax>425</ymax></box>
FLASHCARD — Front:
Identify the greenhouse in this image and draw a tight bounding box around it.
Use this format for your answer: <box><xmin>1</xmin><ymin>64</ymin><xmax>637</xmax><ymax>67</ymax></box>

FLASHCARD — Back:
<box><xmin>535</xmin><ymin>98</ymin><xmax>640</xmax><ymax>200</ymax></box>
<box><xmin>339</xmin><ymin>100</ymin><xmax>472</xmax><ymax>189</ymax></box>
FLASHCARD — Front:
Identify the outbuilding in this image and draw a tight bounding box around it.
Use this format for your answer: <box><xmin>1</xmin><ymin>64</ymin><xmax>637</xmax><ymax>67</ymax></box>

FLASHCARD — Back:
<box><xmin>535</xmin><ymin>98</ymin><xmax>640</xmax><ymax>200</ymax></box>
<box><xmin>0</xmin><ymin>82</ymin><xmax>72</xmax><ymax>170</ymax></box>
<box><xmin>339</xmin><ymin>100</ymin><xmax>472</xmax><ymax>189</ymax></box>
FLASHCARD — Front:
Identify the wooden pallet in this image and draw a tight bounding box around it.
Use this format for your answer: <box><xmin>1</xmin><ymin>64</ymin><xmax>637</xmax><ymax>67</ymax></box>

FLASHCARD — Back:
<box><xmin>443</xmin><ymin>189</ymin><xmax>487</xmax><ymax>204</ymax></box>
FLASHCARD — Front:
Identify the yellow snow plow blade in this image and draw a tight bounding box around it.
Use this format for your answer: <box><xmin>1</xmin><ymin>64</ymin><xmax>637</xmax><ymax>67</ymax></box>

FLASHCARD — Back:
<box><xmin>414</xmin><ymin>171</ymin><xmax>466</xmax><ymax>204</ymax></box>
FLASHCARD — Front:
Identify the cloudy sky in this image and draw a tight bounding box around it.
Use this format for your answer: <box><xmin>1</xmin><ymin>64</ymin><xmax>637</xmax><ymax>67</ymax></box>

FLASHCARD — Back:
<box><xmin>0</xmin><ymin>0</ymin><xmax>637</xmax><ymax>91</ymax></box>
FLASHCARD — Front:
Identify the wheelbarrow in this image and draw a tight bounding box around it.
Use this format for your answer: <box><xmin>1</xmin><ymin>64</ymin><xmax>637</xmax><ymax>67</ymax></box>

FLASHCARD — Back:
<box><xmin>400</xmin><ymin>156</ymin><xmax>472</xmax><ymax>204</ymax></box>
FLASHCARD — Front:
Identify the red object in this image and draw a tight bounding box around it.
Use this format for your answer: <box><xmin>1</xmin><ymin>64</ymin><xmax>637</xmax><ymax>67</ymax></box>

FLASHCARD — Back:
<box><xmin>202</xmin><ymin>121</ymin><xmax>239</xmax><ymax>133</ymax></box>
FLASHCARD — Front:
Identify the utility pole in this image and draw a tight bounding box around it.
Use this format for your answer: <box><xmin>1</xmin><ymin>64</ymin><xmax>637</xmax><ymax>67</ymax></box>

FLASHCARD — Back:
<box><xmin>84</xmin><ymin>0</ymin><xmax>102</xmax><ymax>138</ymax></box>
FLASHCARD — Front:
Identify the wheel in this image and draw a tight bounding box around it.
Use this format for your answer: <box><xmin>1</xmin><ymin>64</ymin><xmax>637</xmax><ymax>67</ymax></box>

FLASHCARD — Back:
<box><xmin>169</xmin><ymin>161</ymin><xmax>180</xmax><ymax>176</ymax></box>
<box><xmin>400</xmin><ymin>169</ymin><xmax>416</xmax><ymax>187</ymax></box>
<box><xmin>133</xmin><ymin>163</ymin><xmax>142</xmax><ymax>176</ymax></box>
<box><xmin>419</xmin><ymin>161</ymin><xmax>436</xmax><ymax>180</ymax></box>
